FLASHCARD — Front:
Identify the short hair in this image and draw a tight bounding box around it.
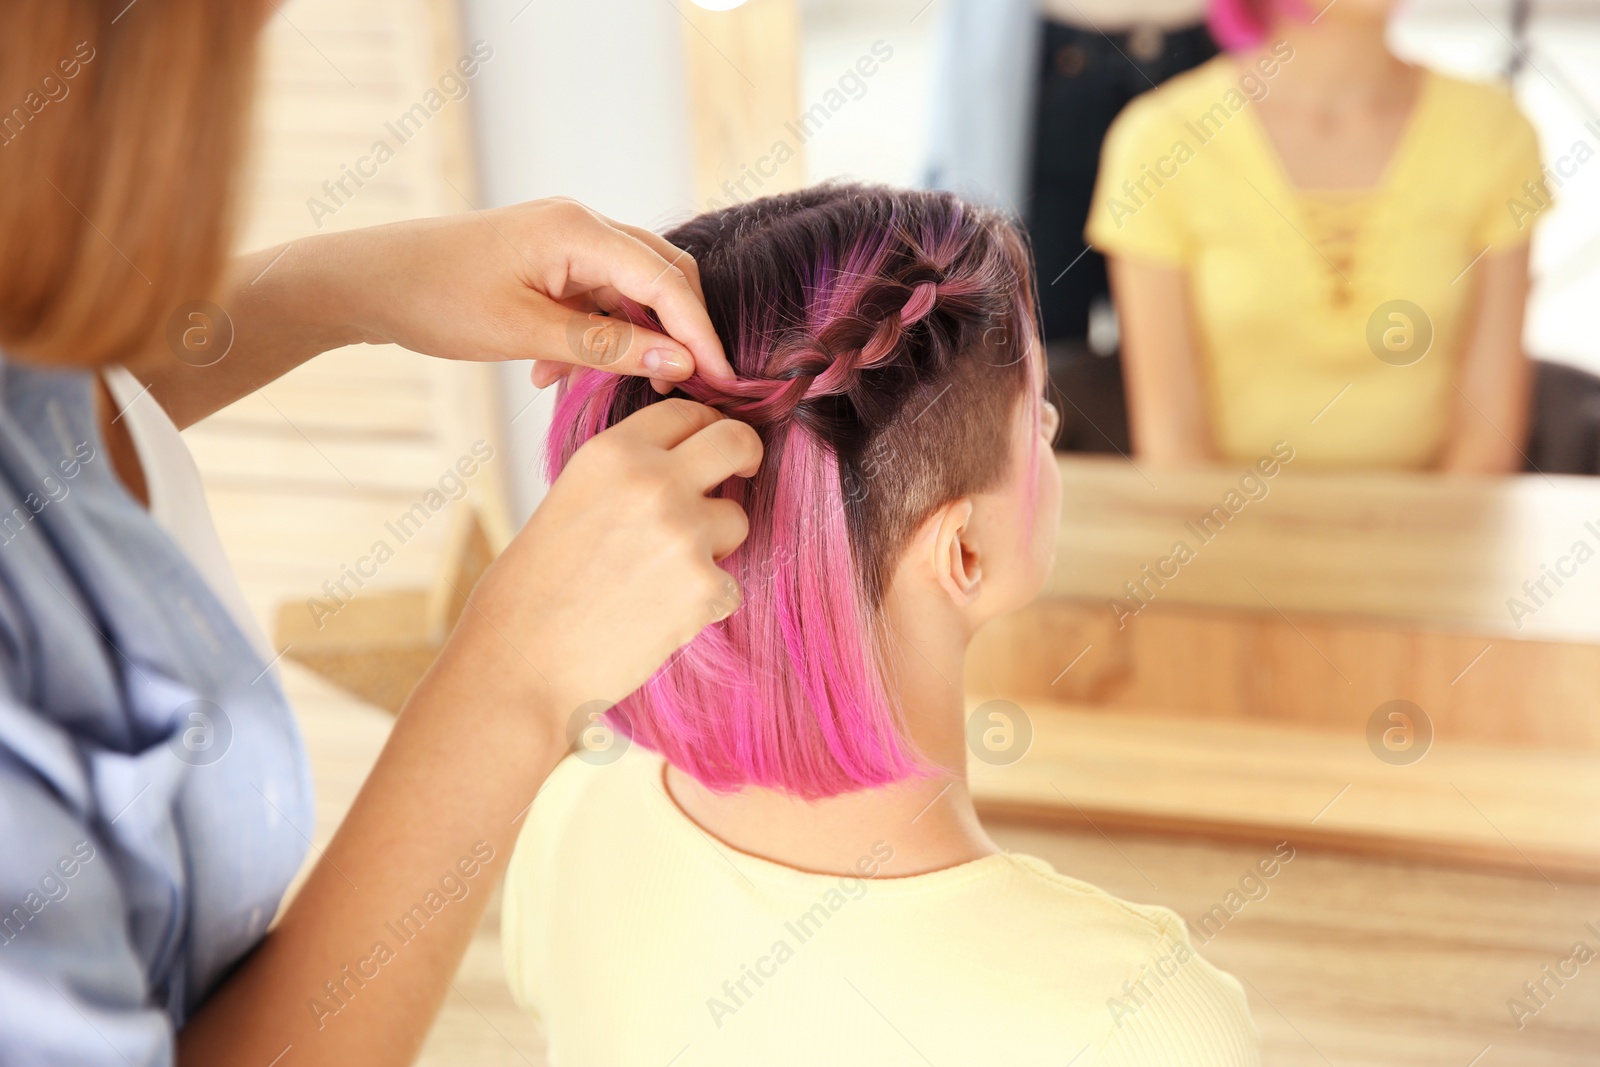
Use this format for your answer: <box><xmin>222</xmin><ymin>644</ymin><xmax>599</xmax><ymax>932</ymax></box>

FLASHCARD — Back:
<box><xmin>547</xmin><ymin>184</ymin><xmax>1042</xmax><ymax>799</ymax></box>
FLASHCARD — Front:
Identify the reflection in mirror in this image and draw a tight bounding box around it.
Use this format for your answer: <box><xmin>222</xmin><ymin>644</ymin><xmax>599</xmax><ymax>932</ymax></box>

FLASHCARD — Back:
<box><xmin>796</xmin><ymin>0</ymin><xmax>1600</xmax><ymax>1061</ymax></box>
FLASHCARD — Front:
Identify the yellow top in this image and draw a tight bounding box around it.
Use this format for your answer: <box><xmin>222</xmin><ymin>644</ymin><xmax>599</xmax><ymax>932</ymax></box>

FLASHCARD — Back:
<box><xmin>1086</xmin><ymin>58</ymin><xmax>1546</xmax><ymax>467</ymax></box>
<box><xmin>503</xmin><ymin>749</ymin><xmax>1260</xmax><ymax>1066</ymax></box>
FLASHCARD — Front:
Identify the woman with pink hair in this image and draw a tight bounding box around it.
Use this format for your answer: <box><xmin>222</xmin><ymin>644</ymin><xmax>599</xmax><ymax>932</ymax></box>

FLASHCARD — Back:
<box><xmin>1090</xmin><ymin>0</ymin><xmax>1545</xmax><ymax>470</ymax></box>
<box><xmin>502</xmin><ymin>184</ymin><xmax>1260</xmax><ymax>1065</ymax></box>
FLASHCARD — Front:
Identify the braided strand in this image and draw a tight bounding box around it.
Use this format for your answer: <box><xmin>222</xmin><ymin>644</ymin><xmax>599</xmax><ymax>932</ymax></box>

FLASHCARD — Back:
<box><xmin>680</xmin><ymin>261</ymin><xmax>953</xmax><ymax>428</ymax></box>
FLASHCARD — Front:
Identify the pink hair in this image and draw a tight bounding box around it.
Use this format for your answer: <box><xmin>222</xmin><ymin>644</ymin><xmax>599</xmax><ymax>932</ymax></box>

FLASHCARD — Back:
<box><xmin>547</xmin><ymin>185</ymin><xmax>1041</xmax><ymax>799</ymax></box>
<box><xmin>1208</xmin><ymin>0</ymin><xmax>1310</xmax><ymax>50</ymax></box>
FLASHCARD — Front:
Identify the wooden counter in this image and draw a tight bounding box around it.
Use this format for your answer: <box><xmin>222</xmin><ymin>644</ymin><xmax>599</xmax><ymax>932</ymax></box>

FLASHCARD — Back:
<box><xmin>1043</xmin><ymin>455</ymin><xmax>1600</xmax><ymax>640</ymax></box>
<box><xmin>967</xmin><ymin>456</ymin><xmax>1600</xmax><ymax>878</ymax></box>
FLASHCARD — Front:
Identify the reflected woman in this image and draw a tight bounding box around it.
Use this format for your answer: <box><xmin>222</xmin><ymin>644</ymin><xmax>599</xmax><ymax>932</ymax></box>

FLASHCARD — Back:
<box><xmin>1089</xmin><ymin>0</ymin><xmax>1547</xmax><ymax>471</ymax></box>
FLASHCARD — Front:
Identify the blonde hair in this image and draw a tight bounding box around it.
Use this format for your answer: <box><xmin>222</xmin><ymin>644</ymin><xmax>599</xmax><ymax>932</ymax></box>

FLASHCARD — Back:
<box><xmin>0</xmin><ymin>0</ymin><xmax>261</xmax><ymax>367</ymax></box>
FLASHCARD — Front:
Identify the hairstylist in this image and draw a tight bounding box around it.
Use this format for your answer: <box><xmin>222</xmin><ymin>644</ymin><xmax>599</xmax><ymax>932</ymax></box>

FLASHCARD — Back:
<box><xmin>1089</xmin><ymin>0</ymin><xmax>1545</xmax><ymax>471</ymax></box>
<box><xmin>0</xmin><ymin>3</ymin><xmax>761</xmax><ymax>1066</ymax></box>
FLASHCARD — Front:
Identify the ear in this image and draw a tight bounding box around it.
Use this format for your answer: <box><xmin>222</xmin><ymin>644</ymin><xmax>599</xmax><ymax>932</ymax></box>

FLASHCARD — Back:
<box><xmin>927</xmin><ymin>498</ymin><xmax>981</xmax><ymax>605</ymax></box>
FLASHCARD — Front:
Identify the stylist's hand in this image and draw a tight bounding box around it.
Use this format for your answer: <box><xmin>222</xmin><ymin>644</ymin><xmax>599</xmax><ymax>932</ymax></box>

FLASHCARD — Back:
<box><xmin>452</xmin><ymin>398</ymin><xmax>761</xmax><ymax>714</ymax></box>
<box><xmin>179</xmin><ymin>405</ymin><xmax>758</xmax><ymax>1067</ymax></box>
<box><xmin>321</xmin><ymin>197</ymin><xmax>732</xmax><ymax>389</ymax></box>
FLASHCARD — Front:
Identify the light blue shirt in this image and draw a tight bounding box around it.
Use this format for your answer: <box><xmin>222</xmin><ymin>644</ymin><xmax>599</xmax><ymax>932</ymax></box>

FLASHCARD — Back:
<box><xmin>0</xmin><ymin>358</ymin><xmax>312</xmax><ymax>1064</ymax></box>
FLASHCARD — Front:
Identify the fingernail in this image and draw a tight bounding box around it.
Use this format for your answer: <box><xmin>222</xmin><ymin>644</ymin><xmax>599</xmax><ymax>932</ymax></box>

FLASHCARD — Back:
<box><xmin>643</xmin><ymin>348</ymin><xmax>690</xmax><ymax>377</ymax></box>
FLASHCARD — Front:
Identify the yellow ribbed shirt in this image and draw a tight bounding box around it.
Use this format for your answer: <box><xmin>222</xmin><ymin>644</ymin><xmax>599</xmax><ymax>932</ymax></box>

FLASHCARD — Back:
<box><xmin>1087</xmin><ymin>57</ymin><xmax>1546</xmax><ymax>467</ymax></box>
<box><xmin>503</xmin><ymin>750</ymin><xmax>1260</xmax><ymax>1066</ymax></box>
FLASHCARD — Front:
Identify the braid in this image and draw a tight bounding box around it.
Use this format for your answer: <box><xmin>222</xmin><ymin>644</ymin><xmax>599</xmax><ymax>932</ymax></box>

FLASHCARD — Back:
<box><xmin>678</xmin><ymin>252</ymin><xmax>978</xmax><ymax>452</ymax></box>
<box><xmin>565</xmin><ymin>183</ymin><xmax>1035</xmax><ymax>472</ymax></box>
<box><xmin>687</xmin><ymin>272</ymin><xmax>936</xmax><ymax>417</ymax></box>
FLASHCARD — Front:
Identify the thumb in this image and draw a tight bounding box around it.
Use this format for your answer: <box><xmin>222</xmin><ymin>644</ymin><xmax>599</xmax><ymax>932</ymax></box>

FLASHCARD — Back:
<box><xmin>517</xmin><ymin>295</ymin><xmax>698</xmax><ymax>382</ymax></box>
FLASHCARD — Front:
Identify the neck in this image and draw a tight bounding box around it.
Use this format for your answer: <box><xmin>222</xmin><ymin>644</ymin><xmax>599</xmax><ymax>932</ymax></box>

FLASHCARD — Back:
<box><xmin>1265</xmin><ymin>10</ymin><xmax>1409</xmax><ymax>105</ymax></box>
<box><xmin>664</xmin><ymin>591</ymin><xmax>996</xmax><ymax>878</ymax></box>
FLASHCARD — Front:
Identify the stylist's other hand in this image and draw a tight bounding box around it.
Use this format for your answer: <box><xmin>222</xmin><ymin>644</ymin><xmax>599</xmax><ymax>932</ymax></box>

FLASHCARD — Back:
<box><xmin>323</xmin><ymin>197</ymin><xmax>732</xmax><ymax>390</ymax></box>
<box><xmin>452</xmin><ymin>399</ymin><xmax>760</xmax><ymax>716</ymax></box>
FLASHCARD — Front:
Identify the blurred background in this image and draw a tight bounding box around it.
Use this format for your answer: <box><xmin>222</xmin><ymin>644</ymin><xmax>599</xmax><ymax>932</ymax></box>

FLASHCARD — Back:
<box><xmin>207</xmin><ymin>0</ymin><xmax>1600</xmax><ymax>1062</ymax></box>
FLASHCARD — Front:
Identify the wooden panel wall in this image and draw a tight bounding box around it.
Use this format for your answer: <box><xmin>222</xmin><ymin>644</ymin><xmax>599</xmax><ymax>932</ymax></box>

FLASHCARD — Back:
<box><xmin>679</xmin><ymin>0</ymin><xmax>805</xmax><ymax>211</ymax></box>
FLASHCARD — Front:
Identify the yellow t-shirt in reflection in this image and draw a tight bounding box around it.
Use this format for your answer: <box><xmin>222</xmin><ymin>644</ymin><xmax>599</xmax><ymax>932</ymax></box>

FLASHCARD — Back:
<box><xmin>501</xmin><ymin>749</ymin><xmax>1259</xmax><ymax>1066</ymax></box>
<box><xmin>1086</xmin><ymin>57</ymin><xmax>1546</xmax><ymax>468</ymax></box>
